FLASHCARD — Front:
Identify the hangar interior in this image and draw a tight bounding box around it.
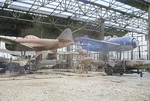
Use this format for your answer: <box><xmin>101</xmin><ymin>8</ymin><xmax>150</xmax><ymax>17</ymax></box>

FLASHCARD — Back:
<box><xmin>0</xmin><ymin>0</ymin><xmax>149</xmax><ymax>62</ymax></box>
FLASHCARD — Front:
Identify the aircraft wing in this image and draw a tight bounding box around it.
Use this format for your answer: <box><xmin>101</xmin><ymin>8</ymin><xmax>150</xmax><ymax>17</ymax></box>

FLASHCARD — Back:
<box><xmin>0</xmin><ymin>36</ymin><xmax>16</xmax><ymax>44</ymax></box>
<box><xmin>0</xmin><ymin>37</ymin><xmax>37</xmax><ymax>51</ymax></box>
<box><xmin>74</xmin><ymin>37</ymin><xmax>120</xmax><ymax>52</ymax></box>
<box><xmin>0</xmin><ymin>36</ymin><xmax>46</xmax><ymax>51</ymax></box>
<box><xmin>20</xmin><ymin>43</ymin><xmax>45</xmax><ymax>49</ymax></box>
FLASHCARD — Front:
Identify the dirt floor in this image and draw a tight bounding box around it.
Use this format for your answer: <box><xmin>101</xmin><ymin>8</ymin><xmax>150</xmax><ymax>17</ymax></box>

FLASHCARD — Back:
<box><xmin>0</xmin><ymin>69</ymin><xmax>150</xmax><ymax>101</ymax></box>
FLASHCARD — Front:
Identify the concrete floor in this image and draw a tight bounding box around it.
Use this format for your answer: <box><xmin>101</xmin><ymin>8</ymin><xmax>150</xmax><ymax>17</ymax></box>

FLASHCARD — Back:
<box><xmin>0</xmin><ymin>69</ymin><xmax>150</xmax><ymax>101</ymax></box>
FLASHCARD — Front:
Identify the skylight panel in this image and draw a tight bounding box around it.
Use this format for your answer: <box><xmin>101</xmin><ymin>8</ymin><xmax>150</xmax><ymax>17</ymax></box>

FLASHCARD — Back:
<box><xmin>87</xmin><ymin>17</ymin><xmax>95</xmax><ymax>21</ymax></box>
<box><xmin>0</xmin><ymin>2</ymin><xmax>4</xmax><ymax>7</ymax></box>
<box><xmin>51</xmin><ymin>13</ymin><xmax>69</xmax><ymax>18</ymax></box>
<box><xmin>61</xmin><ymin>12</ymin><xmax>73</xmax><ymax>16</ymax></box>
<box><xmin>0</xmin><ymin>0</ymin><xmax>5</xmax><ymax>2</ymax></box>
<box><xmin>80</xmin><ymin>16</ymin><xmax>89</xmax><ymax>19</ymax></box>
<box><xmin>71</xmin><ymin>17</ymin><xmax>87</xmax><ymax>22</ymax></box>
<box><xmin>19</xmin><ymin>0</ymin><xmax>34</xmax><ymax>4</ymax></box>
<box><xmin>9</xmin><ymin>5</ymin><xmax>30</xmax><ymax>11</ymax></box>
<box><xmin>94</xmin><ymin>0</ymin><xmax>109</xmax><ymax>7</ymax></box>
<box><xmin>38</xmin><ymin>7</ymin><xmax>52</xmax><ymax>12</ymax></box>
<box><xmin>10</xmin><ymin>2</ymin><xmax>32</xmax><ymax>8</ymax></box>
<box><xmin>46</xmin><ymin>4</ymin><xmax>58</xmax><ymax>9</ymax></box>
<box><xmin>33</xmin><ymin>9</ymin><xmax>52</xmax><ymax>15</ymax></box>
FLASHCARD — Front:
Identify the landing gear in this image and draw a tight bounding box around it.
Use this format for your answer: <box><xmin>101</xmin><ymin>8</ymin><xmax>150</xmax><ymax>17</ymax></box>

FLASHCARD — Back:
<box><xmin>140</xmin><ymin>72</ymin><xmax>143</xmax><ymax>77</ymax></box>
<box><xmin>105</xmin><ymin>68</ymin><xmax>113</xmax><ymax>75</ymax></box>
<box><xmin>120</xmin><ymin>72</ymin><xmax>124</xmax><ymax>75</ymax></box>
<box><xmin>137</xmin><ymin>69</ymin><xmax>143</xmax><ymax>77</ymax></box>
<box><xmin>19</xmin><ymin>67</ymin><xmax>25</xmax><ymax>74</ymax></box>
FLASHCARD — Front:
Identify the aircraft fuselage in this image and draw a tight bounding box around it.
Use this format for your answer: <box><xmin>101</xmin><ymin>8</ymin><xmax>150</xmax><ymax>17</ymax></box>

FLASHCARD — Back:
<box><xmin>74</xmin><ymin>36</ymin><xmax>139</xmax><ymax>52</ymax></box>
<box><xmin>103</xmin><ymin>37</ymin><xmax>138</xmax><ymax>51</ymax></box>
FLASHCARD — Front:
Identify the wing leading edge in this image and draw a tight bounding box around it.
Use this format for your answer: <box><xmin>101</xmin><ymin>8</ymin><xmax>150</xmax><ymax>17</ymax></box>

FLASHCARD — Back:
<box><xmin>0</xmin><ymin>36</ymin><xmax>16</xmax><ymax>44</ymax></box>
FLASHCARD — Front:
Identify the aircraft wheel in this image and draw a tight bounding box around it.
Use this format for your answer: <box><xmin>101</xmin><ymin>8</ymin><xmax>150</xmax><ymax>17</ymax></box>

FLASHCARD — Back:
<box><xmin>105</xmin><ymin>68</ymin><xmax>108</xmax><ymax>75</ymax></box>
<box><xmin>140</xmin><ymin>72</ymin><xmax>143</xmax><ymax>77</ymax></box>
<box><xmin>109</xmin><ymin>69</ymin><xmax>113</xmax><ymax>75</ymax></box>
<box><xmin>120</xmin><ymin>72</ymin><xmax>124</xmax><ymax>75</ymax></box>
<box><xmin>105</xmin><ymin>68</ymin><xmax>113</xmax><ymax>75</ymax></box>
<box><xmin>105</xmin><ymin>68</ymin><xmax>109</xmax><ymax>75</ymax></box>
<box><xmin>107</xmin><ymin>69</ymin><xmax>113</xmax><ymax>75</ymax></box>
<box><xmin>19</xmin><ymin>67</ymin><xmax>25</xmax><ymax>74</ymax></box>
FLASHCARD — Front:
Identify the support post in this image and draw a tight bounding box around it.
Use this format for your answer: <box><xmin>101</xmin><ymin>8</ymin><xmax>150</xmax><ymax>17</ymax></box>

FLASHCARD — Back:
<box><xmin>29</xmin><ymin>56</ymin><xmax>31</xmax><ymax>73</ymax></box>
<box><xmin>131</xmin><ymin>51</ymin><xmax>133</xmax><ymax>60</ymax></box>
<box><xmin>67</xmin><ymin>46</ymin><xmax>71</xmax><ymax>68</ymax></box>
<box><xmin>148</xmin><ymin>6</ymin><xmax>150</xmax><ymax>60</ymax></box>
<box><xmin>131</xmin><ymin>32</ymin><xmax>133</xmax><ymax>60</ymax></box>
<box><xmin>98</xmin><ymin>18</ymin><xmax>105</xmax><ymax>40</ymax></box>
<box><xmin>98</xmin><ymin>18</ymin><xmax>105</xmax><ymax>60</ymax></box>
<box><xmin>120</xmin><ymin>51</ymin><xmax>122</xmax><ymax>60</ymax></box>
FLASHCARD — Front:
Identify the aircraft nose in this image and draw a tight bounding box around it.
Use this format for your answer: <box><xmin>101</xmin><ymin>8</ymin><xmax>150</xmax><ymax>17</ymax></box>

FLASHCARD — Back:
<box><xmin>132</xmin><ymin>38</ymin><xmax>139</xmax><ymax>48</ymax></box>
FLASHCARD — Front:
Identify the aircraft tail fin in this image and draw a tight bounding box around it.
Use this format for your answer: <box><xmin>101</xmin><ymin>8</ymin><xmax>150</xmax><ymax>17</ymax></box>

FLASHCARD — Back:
<box><xmin>84</xmin><ymin>35</ymin><xmax>89</xmax><ymax>38</ymax></box>
<box><xmin>57</xmin><ymin>28</ymin><xmax>73</xmax><ymax>42</ymax></box>
<box><xmin>57</xmin><ymin>28</ymin><xmax>74</xmax><ymax>48</ymax></box>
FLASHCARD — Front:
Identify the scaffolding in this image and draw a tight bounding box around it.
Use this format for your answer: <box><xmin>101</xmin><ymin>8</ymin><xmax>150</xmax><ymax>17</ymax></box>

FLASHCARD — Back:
<box><xmin>0</xmin><ymin>0</ymin><xmax>149</xmax><ymax>60</ymax></box>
